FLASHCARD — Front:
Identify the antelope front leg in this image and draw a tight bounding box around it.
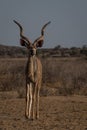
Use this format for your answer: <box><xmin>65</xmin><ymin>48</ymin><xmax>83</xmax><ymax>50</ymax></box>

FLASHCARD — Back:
<box><xmin>25</xmin><ymin>84</ymin><xmax>30</xmax><ymax>118</ymax></box>
<box><xmin>32</xmin><ymin>85</ymin><xmax>36</xmax><ymax>120</ymax></box>
<box><xmin>28</xmin><ymin>83</ymin><xmax>33</xmax><ymax>119</ymax></box>
<box><xmin>36</xmin><ymin>87</ymin><xmax>40</xmax><ymax>119</ymax></box>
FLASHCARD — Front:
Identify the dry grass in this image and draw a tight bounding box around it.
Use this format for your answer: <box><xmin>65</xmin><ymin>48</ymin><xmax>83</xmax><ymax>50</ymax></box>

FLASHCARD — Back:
<box><xmin>42</xmin><ymin>57</ymin><xmax>87</xmax><ymax>95</ymax></box>
<box><xmin>0</xmin><ymin>96</ymin><xmax>87</xmax><ymax>130</ymax></box>
<box><xmin>0</xmin><ymin>57</ymin><xmax>87</xmax><ymax>130</ymax></box>
<box><xmin>0</xmin><ymin>57</ymin><xmax>87</xmax><ymax>96</ymax></box>
<box><xmin>0</xmin><ymin>58</ymin><xmax>26</xmax><ymax>91</ymax></box>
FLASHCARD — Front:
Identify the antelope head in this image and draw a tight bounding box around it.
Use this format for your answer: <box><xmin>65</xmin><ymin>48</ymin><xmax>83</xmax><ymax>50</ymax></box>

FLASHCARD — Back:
<box><xmin>13</xmin><ymin>20</ymin><xmax>51</xmax><ymax>56</ymax></box>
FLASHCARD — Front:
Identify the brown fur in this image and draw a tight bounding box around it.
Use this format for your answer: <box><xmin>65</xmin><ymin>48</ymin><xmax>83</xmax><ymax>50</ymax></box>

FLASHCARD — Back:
<box><xmin>13</xmin><ymin>20</ymin><xmax>50</xmax><ymax>119</ymax></box>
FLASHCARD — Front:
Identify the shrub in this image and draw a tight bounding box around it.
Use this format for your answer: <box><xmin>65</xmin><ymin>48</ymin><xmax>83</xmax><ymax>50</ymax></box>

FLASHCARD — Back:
<box><xmin>0</xmin><ymin>57</ymin><xmax>87</xmax><ymax>96</ymax></box>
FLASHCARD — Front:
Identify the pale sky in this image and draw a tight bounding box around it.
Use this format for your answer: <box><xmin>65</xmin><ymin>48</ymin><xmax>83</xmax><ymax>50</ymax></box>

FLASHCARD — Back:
<box><xmin>0</xmin><ymin>0</ymin><xmax>87</xmax><ymax>48</ymax></box>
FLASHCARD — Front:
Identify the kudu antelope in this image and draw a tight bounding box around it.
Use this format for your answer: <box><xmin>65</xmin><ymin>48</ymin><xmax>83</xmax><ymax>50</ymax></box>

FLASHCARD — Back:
<box><xmin>13</xmin><ymin>20</ymin><xmax>51</xmax><ymax>120</ymax></box>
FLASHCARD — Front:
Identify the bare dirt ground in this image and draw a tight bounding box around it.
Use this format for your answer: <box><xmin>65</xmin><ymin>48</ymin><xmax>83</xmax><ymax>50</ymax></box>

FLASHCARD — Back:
<box><xmin>0</xmin><ymin>95</ymin><xmax>87</xmax><ymax>130</ymax></box>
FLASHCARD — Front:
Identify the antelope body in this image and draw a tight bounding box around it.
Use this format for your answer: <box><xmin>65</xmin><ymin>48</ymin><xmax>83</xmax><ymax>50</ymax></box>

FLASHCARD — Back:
<box><xmin>13</xmin><ymin>20</ymin><xmax>50</xmax><ymax>120</ymax></box>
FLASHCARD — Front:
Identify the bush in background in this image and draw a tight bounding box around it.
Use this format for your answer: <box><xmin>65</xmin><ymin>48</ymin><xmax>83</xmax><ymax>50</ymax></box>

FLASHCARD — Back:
<box><xmin>0</xmin><ymin>57</ymin><xmax>87</xmax><ymax>96</ymax></box>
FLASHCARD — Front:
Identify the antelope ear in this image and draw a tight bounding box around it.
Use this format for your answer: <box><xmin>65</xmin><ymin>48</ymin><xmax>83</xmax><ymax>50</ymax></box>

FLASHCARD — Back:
<box><xmin>36</xmin><ymin>40</ymin><xmax>44</xmax><ymax>47</ymax></box>
<box><xmin>20</xmin><ymin>38</ymin><xmax>30</xmax><ymax>49</ymax></box>
<box><xmin>33</xmin><ymin>36</ymin><xmax>44</xmax><ymax>48</ymax></box>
